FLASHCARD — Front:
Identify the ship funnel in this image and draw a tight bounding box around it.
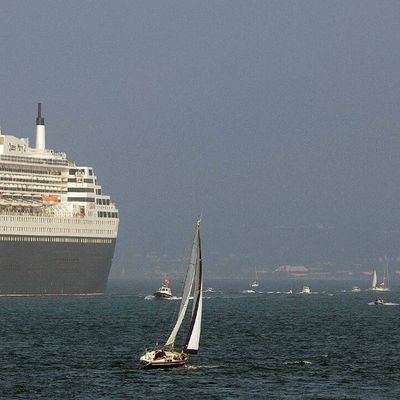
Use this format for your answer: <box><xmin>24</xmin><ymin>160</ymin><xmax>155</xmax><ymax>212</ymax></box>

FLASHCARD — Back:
<box><xmin>35</xmin><ymin>103</ymin><xmax>45</xmax><ymax>150</ymax></box>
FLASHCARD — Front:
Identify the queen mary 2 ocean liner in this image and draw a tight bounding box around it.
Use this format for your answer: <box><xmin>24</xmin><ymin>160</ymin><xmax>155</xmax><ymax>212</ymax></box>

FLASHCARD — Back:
<box><xmin>0</xmin><ymin>104</ymin><xmax>119</xmax><ymax>295</ymax></box>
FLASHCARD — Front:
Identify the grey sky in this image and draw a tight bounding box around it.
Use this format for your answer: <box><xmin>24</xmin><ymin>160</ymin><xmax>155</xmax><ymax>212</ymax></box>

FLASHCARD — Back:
<box><xmin>1</xmin><ymin>1</ymin><xmax>400</xmax><ymax>276</ymax></box>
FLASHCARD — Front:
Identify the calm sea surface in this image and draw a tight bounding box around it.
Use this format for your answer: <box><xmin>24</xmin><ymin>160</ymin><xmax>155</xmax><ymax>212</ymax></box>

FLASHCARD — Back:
<box><xmin>0</xmin><ymin>281</ymin><xmax>399</xmax><ymax>399</ymax></box>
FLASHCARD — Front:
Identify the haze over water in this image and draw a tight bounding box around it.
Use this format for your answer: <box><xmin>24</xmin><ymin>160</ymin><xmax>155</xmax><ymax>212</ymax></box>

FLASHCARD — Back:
<box><xmin>1</xmin><ymin>1</ymin><xmax>400</xmax><ymax>277</ymax></box>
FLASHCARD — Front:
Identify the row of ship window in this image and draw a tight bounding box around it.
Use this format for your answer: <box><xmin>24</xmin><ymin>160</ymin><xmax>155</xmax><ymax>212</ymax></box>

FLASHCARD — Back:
<box><xmin>0</xmin><ymin>186</ymin><xmax>65</xmax><ymax>193</ymax></box>
<box><xmin>0</xmin><ymin>166</ymin><xmax>62</xmax><ymax>175</ymax></box>
<box><xmin>0</xmin><ymin>236</ymin><xmax>113</xmax><ymax>244</ymax></box>
<box><xmin>96</xmin><ymin>198</ymin><xmax>110</xmax><ymax>205</ymax></box>
<box><xmin>67</xmin><ymin>197</ymin><xmax>95</xmax><ymax>202</ymax></box>
<box><xmin>97</xmin><ymin>211</ymin><xmax>118</xmax><ymax>218</ymax></box>
<box><xmin>67</xmin><ymin>188</ymin><xmax>95</xmax><ymax>193</ymax></box>
<box><xmin>0</xmin><ymin>226</ymin><xmax>116</xmax><ymax>234</ymax></box>
<box><xmin>1</xmin><ymin>177</ymin><xmax>64</xmax><ymax>184</ymax></box>
<box><xmin>68</xmin><ymin>178</ymin><xmax>94</xmax><ymax>183</ymax></box>
<box><xmin>0</xmin><ymin>216</ymin><xmax>117</xmax><ymax>225</ymax></box>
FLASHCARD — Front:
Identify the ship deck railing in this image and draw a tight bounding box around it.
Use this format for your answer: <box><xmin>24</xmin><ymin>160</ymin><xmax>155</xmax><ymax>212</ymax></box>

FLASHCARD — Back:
<box><xmin>0</xmin><ymin>208</ymin><xmax>84</xmax><ymax>218</ymax></box>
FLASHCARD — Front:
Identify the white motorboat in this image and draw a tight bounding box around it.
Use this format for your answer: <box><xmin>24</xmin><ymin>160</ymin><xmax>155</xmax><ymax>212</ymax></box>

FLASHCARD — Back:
<box><xmin>153</xmin><ymin>279</ymin><xmax>173</xmax><ymax>299</ymax></box>
<box><xmin>299</xmin><ymin>286</ymin><xmax>311</xmax><ymax>294</ymax></box>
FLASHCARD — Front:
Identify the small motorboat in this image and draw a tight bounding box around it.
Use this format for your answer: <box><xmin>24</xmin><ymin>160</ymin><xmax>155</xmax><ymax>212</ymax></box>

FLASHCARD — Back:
<box><xmin>351</xmin><ymin>286</ymin><xmax>361</xmax><ymax>292</ymax></box>
<box><xmin>299</xmin><ymin>286</ymin><xmax>311</xmax><ymax>294</ymax></box>
<box><xmin>153</xmin><ymin>279</ymin><xmax>172</xmax><ymax>299</ymax></box>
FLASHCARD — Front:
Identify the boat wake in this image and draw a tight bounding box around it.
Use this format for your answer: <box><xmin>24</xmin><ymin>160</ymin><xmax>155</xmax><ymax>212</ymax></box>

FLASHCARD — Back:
<box><xmin>368</xmin><ymin>302</ymin><xmax>400</xmax><ymax>306</ymax></box>
<box><xmin>144</xmin><ymin>295</ymin><xmax>184</xmax><ymax>300</ymax></box>
<box><xmin>266</xmin><ymin>291</ymin><xmax>295</xmax><ymax>295</ymax></box>
<box><xmin>187</xmin><ymin>364</ymin><xmax>221</xmax><ymax>370</ymax></box>
<box><xmin>286</xmin><ymin>360</ymin><xmax>312</xmax><ymax>365</ymax></box>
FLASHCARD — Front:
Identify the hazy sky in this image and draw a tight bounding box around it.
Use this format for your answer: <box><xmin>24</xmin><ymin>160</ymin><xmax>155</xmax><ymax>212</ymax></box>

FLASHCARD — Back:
<box><xmin>1</xmin><ymin>1</ymin><xmax>400</xmax><ymax>276</ymax></box>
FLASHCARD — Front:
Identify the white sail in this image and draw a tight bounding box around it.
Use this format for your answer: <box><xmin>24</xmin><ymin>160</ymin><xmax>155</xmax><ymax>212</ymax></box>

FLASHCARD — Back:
<box><xmin>249</xmin><ymin>266</ymin><xmax>259</xmax><ymax>288</ymax></box>
<box><xmin>184</xmin><ymin>231</ymin><xmax>203</xmax><ymax>353</ymax></box>
<box><xmin>372</xmin><ymin>270</ymin><xmax>377</xmax><ymax>288</ymax></box>
<box><xmin>165</xmin><ymin>219</ymin><xmax>201</xmax><ymax>349</ymax></box>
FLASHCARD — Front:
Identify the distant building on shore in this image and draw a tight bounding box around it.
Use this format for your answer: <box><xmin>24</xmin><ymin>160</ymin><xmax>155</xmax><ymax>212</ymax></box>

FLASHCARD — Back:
<box><xmin>274</xmin><ymin>265</ymin><xmax>309</xmax><ymax>275</ymax></box>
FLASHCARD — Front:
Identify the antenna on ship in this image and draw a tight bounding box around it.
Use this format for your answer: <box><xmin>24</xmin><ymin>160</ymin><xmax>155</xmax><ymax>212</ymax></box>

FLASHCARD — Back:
<box><xmin>35</xmin><ymin>102</ymin><xmax>46</xmax><ymax>150</ymax></box>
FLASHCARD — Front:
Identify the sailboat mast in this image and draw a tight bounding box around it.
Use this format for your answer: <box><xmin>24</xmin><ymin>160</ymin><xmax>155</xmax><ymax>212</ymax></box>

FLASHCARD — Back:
<box><xmin>383</xmin><ymin>256</ymin><xmax>389</xmax><ymax>288</ymax></box>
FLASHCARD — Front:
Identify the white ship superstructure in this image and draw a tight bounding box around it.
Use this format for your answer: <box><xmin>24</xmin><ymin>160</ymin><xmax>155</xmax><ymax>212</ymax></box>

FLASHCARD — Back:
<box><xmin>0</xmin><ymin>104</ymin><xmax>119</xmax><ymax>294</ymax></box>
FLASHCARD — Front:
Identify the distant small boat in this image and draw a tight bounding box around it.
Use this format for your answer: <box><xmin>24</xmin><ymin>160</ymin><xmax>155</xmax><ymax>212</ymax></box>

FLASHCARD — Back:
<box><xmin>287</xmin><ymin>289</ymin><xmax>293</xmax><ymax>295</ymax></box>
<box><xmin>243</xmin><ymin>268</ymin><xmax>259</xmax><ymax>292</ymax></box>
<box><xmin>351</xmin><ymin>286</ymin><xmax>361</xmax><ymax>292</ymax></box>
<box><xmin>204</xmin><ymin>287</ymin><xmax>216</xmax><ymax>293</ymax></box>
<box><xmin>371</xmin><ymin>257</ymin><xmax>390</xmax><ymax>292</ymax></box>
<box><xmin>299</xmin><ymin>286</ymin><xmax>311</xmax><ymax>294</ymax></box>
<box><xmin>153</xmin><ymin>278</ymin><xmax>173</xmax><ymax>299</ymax></box>
<box><xmin>250</xmin><ymin>267</ymin><xmax>259</xmax><ymax>288</ymax></box>
<box><xmin>374</xmin><ymin>298</ymin><xmax>386</xmax><ymax>305</ymax></box>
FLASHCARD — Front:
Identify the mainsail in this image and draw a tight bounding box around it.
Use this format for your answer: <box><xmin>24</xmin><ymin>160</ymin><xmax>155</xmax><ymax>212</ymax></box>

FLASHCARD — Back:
<box><xmin>165</xmin><ymin>218</ymin><xmax>202</xmax><ymax>350</ymax></box>
<box><xmin>184</xmin><ymin>230</ymin><xmax>203</xmax><ymax>354</ymax></box>
<box><xmin>371</xmin><ymin>270</ymin><xmax>377</xmax><ymax>289</ymax></box>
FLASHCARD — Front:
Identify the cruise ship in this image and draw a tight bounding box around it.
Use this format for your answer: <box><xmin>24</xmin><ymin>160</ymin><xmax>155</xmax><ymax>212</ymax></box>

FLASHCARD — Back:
<box><xmin>0</xmin><ymin>104</ymin><xmax>119</xmax><ymax>295</ymax></box>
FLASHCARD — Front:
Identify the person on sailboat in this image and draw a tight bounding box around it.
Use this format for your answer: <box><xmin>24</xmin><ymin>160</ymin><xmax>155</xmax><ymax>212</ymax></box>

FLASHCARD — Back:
<box><xmin>154</xmin><ymin>350</ymin><xmax>166</xmax><ymax>360</ymax></box>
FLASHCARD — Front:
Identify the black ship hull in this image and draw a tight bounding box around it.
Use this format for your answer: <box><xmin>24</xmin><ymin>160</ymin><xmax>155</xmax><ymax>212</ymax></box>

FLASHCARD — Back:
<box><xmin>0</xmin><ymin>235</ymin><xmax>116</xmax><ymax>295</ymax></box>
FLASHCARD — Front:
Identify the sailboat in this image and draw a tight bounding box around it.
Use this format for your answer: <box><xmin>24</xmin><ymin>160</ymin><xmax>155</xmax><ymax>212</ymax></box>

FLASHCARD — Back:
<box><xmin>242</xmin><ymin>268</ymin><xmax>259</xmax><ymax>293</ymax></box>
<box><xmin>371</xmin><ymin>257</ymin><xmax>390</xmax><ymax>292</ymax></box>
<box><xmin>139</xmin><ymin>217</ymin><xmax>203</xmax><ymax>369</ymax></box>
<box><xmin>250</xmin><ymin>267</ymin><xmax>259</xmax><ymax>288</ymax></box>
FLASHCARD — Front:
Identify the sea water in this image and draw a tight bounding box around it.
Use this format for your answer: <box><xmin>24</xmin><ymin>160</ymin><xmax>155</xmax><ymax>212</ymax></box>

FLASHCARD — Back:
<box><xmin>0</xmin><ymin>282</ymin><xmax>399</xmax><ymax>399</ymax></box>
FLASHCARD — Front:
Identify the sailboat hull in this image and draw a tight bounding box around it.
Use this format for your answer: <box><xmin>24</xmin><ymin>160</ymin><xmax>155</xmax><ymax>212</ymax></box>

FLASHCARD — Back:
<box><xmin>139</xmin><ymin>349</ymin><xmax>188</xmax><ymax>369</ymax></box>
<box><xmin>139</xmin><ymin>359</ymin><xmax>188</xmax><ymax>369</ymax></box>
